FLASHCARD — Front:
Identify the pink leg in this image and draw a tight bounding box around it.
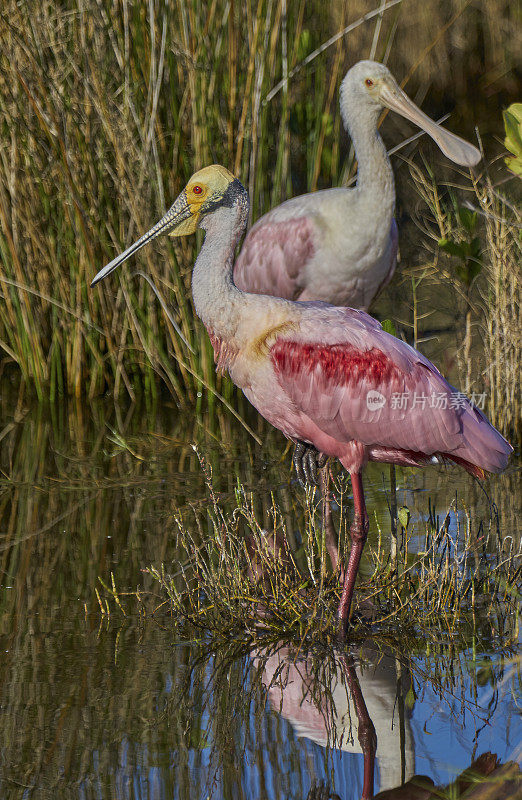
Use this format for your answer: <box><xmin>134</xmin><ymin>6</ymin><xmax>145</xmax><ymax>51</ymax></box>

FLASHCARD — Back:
<box><xmin>337</xmin><ymin>472</ymin><xmax>369</xmax><ymax>638</ymax></box>
<box><xmin>320</xmin><ymin>466</ymin><xmax>344</xmax><ymax>579</ymax></box>
<box><xmin>339</xmin><ymin>655</ymin><xmax>376</xmax><ymax>800</ymax></box>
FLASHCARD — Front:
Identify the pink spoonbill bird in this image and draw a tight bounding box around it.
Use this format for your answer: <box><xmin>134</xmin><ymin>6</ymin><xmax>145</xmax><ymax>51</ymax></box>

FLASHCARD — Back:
<box><xmin>91</xmin><ymin>165</ymin><xmax>511</xmax><ymax>637</ymax></box>
<box><xmin>235</xmin><ymin>60</ymin><xmax>482</xmax><ymax>485</ymax></box>
<box><xmin>234</xmin><ymin>60</ymin><xmax>481</xmax><ymax>311</ymax></box>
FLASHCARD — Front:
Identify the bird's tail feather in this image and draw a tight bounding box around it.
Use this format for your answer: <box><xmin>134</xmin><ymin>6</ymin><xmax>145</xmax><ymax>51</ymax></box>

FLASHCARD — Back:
<box><xmin>449</xmin><ymin>404</ymin><xmax>512</xmax><ymax>476</ymax></box>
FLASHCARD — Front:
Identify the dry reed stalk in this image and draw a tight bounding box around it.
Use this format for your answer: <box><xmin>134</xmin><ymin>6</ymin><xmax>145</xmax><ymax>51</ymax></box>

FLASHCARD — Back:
<box><xmin>406</xmin><ymin>157</ymin><xmax>520</xmax><ymax>445</ymax></box>
<box><xmin>0</xmin><ymin>0</ymin><xmax>518</xmax><ymax>405</ymax></box>
<box><xmin>477</xmin><ymin>177</ymin><xmax>521</xmax><ymax>442</ymax></box>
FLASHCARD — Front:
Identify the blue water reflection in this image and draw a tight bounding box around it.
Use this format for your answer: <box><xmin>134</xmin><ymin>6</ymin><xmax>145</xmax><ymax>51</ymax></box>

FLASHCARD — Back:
<box><xmin>64</xmin><ymin>637</ymin><xmax>521</xmax><ymax>800</ymax></box>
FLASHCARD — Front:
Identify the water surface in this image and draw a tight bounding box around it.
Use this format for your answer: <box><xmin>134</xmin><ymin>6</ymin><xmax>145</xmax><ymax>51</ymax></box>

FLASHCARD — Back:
<box><xmin>0</xmin><ymin>395</ymin><xmax>520</xmax><ymax>798</ymax></box>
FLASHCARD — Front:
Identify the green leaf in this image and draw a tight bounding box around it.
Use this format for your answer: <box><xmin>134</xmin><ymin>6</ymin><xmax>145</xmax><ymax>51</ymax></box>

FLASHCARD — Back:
<box><xmin>503</xmin><ymin>104</ymin><xmax>522</xmax><ymax>177</ymax></box>
<box><xmin>503</xmin><ymin>108</ymin><xmax>522</xmax><ymax>157</ymax></box>
<box><xmin>398</xmin><ymin>506</ymin><xmax>410</xmax><ymax>529</ymax></box>
<box><xmin>381</xmin><ymin>319</ymin><xmax>397</xmax><ymax>336</ymax></box>
<box><xmin>457</xmin><ymin>206</ymin><xmax>477</xmax><ymax>234</ymax></box>
<box><xmin>438</xmin><ymin>238</ymin><xmax>466</xmax><ymax>260</ymax></box>
<box><xmin>505</xmin><ymin>154</ymin><xmax>522</xmax><ymax>176</ymax></box>
<box><xmin>507</xmin><ymin>102</ymin><xmax>522</xmax><ymax>123</ymax></box>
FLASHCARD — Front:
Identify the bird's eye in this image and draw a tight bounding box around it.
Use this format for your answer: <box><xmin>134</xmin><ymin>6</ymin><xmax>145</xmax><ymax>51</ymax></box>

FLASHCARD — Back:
<box><xmin>365</xmin><ymin>78</ymin><xmax>374</xmax><ymax>88</ymax></box>
<box><xmin>192</xmin><ymin>185</ymin><xmax>203</xmax><ymax>195</ymax></box>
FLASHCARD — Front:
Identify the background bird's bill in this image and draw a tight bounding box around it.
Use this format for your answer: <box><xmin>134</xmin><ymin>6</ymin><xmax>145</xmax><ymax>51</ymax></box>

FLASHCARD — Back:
<box><xmin>90</xmin><ymin>190</ymin><xmax>195</xmax><ymax>287</ymax></box>
<box><xmin>380</xmin><ymin>82</ymin><xmax>481</xmax><ymax>167</ymax></box>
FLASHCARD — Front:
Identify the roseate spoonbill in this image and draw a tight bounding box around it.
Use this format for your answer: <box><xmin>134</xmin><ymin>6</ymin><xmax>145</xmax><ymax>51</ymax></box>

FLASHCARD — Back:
<box><xmin>234</xmin><ymin>60</ymin><xmax>481</xmax><ymax>311</ymax></box>
<box><xmin>91</xmin><ymin>165</ymin><xmax>512</xmax><ymax>637</ymax></box>
<box><xmin>235</xmin><ymin>60</ymin><xmax>482</xmax><ymax>485</ymax></box>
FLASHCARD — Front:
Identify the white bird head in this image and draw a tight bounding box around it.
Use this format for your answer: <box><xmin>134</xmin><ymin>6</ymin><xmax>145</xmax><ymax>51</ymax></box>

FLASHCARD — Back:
<box><xmin>340</xmin><ymin>60</ymin><xmax>481</xmax><ymax>167</ymax></box>
<box><xmin>91</xmin><ymin>165</ymin><xmax>247</xmax><ymax>287</ymax></box>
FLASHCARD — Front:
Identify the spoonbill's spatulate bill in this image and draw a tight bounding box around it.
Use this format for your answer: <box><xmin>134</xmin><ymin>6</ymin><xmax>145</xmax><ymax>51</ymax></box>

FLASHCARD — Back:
<box><xmin>234</xmin><ymin>60</ymin><xmax>481</xmax><ymax>311</ymax></box>
<box><xmin>91</xmin><ymin>166</ymin><xmax>511</xmax><ymax>637</ymax></box>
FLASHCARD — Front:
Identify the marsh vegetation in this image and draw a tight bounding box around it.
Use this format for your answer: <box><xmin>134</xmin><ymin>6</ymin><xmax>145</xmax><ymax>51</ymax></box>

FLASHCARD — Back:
<box><xmin>0</xmin><ymin>0</ymin><xmax>520</xmax><ymax>441</ymax></box>
<box><xmin>0</xmin><ymin>397</ymin><xmax>520</xmax><ymax>797</ymax></box>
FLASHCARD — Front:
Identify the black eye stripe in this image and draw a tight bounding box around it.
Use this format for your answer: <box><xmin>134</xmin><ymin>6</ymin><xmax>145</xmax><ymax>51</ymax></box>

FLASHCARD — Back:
<box><xmin>201</xmin><ymin>179</ymin><xmax>245</xmax><ymax>213</ymax></box>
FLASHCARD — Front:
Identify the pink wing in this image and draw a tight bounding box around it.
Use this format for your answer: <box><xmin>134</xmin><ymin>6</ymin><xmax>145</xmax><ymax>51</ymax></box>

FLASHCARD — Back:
<box><xmin>234</xmin><ymin>216</ymin><xmax>318</xmax><ymax>300</ymax></box>
<box><xmin>270</xmin><ymin>307</ymin><xmax>511</xmax><ymax>474</ymax></box>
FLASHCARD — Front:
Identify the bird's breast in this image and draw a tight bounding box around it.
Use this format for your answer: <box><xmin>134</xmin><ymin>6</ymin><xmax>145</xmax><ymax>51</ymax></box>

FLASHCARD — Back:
<box><xmin>207</xmin><ymin>329</ymin><xmax>239</xmax><ymax>375</ymax></box>
<box><xmin>302</xmin><ymin>221</ymin><xmax>396</xmax><ymax>308</ymax></box>
<box><xmin>207</xmin><ymin>302</ymin><xmax>300</xmax><ymax>384</ymax></box>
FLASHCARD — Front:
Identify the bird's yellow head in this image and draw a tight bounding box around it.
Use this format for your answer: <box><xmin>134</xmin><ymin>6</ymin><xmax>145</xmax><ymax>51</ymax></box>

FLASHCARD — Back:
<box><xmin>174</xmin><ymin>165</ymin><xmax>238</xmax><ymax>235</ymax></box>
<box><xmin>91</xmin><ymin>164</ymin><xmax>241</xmax><ymax>286</ymax></box>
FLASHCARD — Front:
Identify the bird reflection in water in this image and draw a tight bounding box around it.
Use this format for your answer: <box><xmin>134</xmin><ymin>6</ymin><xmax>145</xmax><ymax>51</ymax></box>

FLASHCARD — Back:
<box><xmin>256</xmin><ymin>645</ymin><xmax>522</xmax><ymax>800</ymax></box>
<box><xmin>254</xmin><ymin>643</ymin><xmax>413</xmax><ymax>800</ymax></box>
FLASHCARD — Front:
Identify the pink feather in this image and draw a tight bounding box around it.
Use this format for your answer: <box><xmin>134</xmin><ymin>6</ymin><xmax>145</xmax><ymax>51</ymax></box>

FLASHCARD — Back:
<box><xmin>241</xmin><ymin>305</ymin><xmax>513</xmax><ymax>477</ymax></box>
<box><xmin>234</xmin><ymin>216</ymin><xmax>317</xmax><ymax>300</ymax></box>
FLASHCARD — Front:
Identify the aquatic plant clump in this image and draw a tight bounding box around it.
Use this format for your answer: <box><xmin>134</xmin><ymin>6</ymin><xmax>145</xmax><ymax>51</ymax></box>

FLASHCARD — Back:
<box><xmin>137</xmin><ymin>460</ymin><xmax>521</xmax><ymax>647</ymax></box>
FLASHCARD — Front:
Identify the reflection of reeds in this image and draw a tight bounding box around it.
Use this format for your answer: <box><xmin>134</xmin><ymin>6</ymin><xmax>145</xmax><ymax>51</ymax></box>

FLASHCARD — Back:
<box><xmin>0</xmin><ymin>398</ymin><xmax>520</xmax><ymax>794</ymax></box>
<box><xmin>0</xmin><ymin>0</ymin><xmax>518</xmax><ymax>401</ymax></box>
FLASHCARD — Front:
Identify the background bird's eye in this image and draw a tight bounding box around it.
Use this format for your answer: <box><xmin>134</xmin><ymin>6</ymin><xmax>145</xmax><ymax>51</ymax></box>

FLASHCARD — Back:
<box><xmin>365</xmin><ymin>78</ymin><xmax>374</xmax><ymax>87</ymax></box>
<box><xmin>192</xmin><ymin>185</ymin><xmax>203</xmax><ymax>195</ymax></box>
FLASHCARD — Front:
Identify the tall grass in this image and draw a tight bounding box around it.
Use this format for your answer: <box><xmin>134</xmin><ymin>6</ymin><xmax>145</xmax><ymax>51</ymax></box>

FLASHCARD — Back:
<box><xmin>479</xmin><ymin>178</ymin><xmax>521</xmax><ymax>443</ymax></box>
<box><xmin>0</xmin><ymin>0</ymin><xmax>518</xmax><ymax>406</ymax></box>
<box><xmin>0</xmin><ymin>0</ymin><xmax>346</xmax><ymax>403</ymax></box>
<box><xmin>407</xmin><ymin>162</ymin><xmax>521</xmax><ymax>442</ymax></box>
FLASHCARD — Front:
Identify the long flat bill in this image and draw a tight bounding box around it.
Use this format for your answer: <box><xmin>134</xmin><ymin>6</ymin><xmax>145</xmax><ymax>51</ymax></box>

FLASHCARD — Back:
<box><xmin>381</xmin><ymin>85</ymin><xmax>481</xmax><ymax>167</ymax></box>
<box><xmin>91</xmin><ymin>195</ymin><xmax>191</xmax><ymax>286</ymax></box>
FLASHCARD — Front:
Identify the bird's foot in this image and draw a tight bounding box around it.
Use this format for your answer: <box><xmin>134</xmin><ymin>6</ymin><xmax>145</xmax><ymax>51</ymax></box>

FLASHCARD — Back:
<box><xmin>293</xmin><ymin>441</ymin><xmax>328</xmax><ymax>488</ymax></box>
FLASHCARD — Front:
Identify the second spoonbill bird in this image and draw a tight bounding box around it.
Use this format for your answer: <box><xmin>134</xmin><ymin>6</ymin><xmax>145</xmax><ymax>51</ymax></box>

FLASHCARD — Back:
<box><xmin>234</xmin><ymin>60</ymin><xmax>481</xmax><ymax>310</ymax></box>
<box><xmin>91</xmin><ymin>165</ymin><xmax>511</xmax><ymax>637</ymax></box>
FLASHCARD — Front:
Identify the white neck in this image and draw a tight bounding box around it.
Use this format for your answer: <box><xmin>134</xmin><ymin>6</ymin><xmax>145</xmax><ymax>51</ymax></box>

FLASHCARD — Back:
<box><xmin>191</xmin><ymin>204</ymin><xmax>247</xmax><ymax>341</ymax></box>
<box><xmin>341</xmin><ymin>96</ymin><xmax>395</xmax><ymax>216</ymax></box>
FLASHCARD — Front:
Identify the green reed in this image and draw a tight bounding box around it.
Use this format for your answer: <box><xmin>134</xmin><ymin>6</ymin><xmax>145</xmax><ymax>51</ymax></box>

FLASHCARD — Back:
<box><xmin>0</xmin><ymin>0</ymin><xmax>518</xmax><ymax>407</ymax></box>
<box><xmin>0</xmin><ymin>0</ymin><xmax>343</xmax><ymax>404</ymax></box>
